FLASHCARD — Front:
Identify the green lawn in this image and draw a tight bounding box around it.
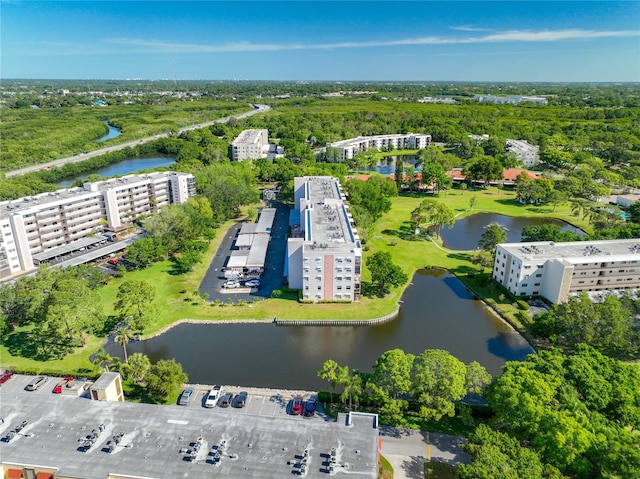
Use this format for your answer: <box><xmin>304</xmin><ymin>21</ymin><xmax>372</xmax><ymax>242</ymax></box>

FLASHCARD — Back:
<box><xmin>1</xmin><ymin>188</ymin><xmax>589</xmax><ymax>373</ymax></box>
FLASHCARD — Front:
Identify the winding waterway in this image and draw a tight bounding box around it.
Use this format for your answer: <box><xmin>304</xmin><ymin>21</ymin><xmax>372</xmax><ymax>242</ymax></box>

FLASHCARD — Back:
<box><xmin>122</xmin><ymin>269</ymin><xmax>534</xmax><ymax>390</ymax></box>
<box><xmin>95</xmin><ymin>122</ymin><xmax>121</xmax><ymax>142</ymax></box>
<box><xmin>57</xmin><ymin>156</ymin><xmax>176</xmax><ymax>187</ymax></box>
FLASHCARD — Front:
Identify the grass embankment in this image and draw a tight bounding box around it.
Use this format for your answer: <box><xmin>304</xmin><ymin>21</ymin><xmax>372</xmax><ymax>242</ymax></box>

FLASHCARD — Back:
<box><xmin>0</xmin><ymin>188</ymin><xmax>590</xmax><ymax>373</ymax></box>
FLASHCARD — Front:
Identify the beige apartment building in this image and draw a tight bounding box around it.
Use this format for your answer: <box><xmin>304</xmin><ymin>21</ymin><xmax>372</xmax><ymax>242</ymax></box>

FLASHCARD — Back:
<box><xmin>0</xmin><ymin>171</ymin><xmax>195</xmax><ymax>276</ymax></box>
<box><xmin>327</xmin><ymin>133</ymin><xmax>432</xmax><ymax>162</ymax></box>
<box><xmin>231</xmin><ymin>128</ymin><xmax>269</xmax><ymax>161</ymax></box>
<box><xmin>287</xmin><ymin>176</ymin><xmax>362</xmax><ymax>302</ymax></box>
<box><xmin>493</xmin><ymin>239</ymin><xmax>640</xmax><ymax>303</ymax></box>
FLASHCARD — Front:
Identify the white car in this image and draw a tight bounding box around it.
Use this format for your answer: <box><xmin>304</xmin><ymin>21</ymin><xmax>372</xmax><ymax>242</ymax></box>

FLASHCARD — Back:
<box><xmin>205</xmin><ymin>386</ymin><xmax>221</xmax><ymax>408</ymax></box>
<box><xmin>224</xmin><ymin>280</ymin><xmax>239</xmax><ymax>289</ymax></box>
<box><xmin>245</xmin><ymin>279</ymin><xmax>260</xmax><ymax>287</ymax></box>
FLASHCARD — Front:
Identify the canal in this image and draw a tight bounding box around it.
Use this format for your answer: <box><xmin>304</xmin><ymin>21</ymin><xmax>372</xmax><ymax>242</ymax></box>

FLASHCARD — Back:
<box><xmin>124</xmin><ymin>269</ymin><xmax>534</xmax><ymax>390</ymax></box>
<box><xmin>57</xmin><ymin>156</ymin><xmax>176</xmax><ymax>187</ymax></box>
<box><xmin>95</xmin><ymin>122</ymin><xmax>122</xmax><ymax>142</ymax></box>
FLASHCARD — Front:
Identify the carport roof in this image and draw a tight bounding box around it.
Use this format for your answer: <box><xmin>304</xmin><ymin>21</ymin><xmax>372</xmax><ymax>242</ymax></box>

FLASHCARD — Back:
<box><xmin>32</xmin><ymin>235</ymin><xmax>108</xmax><ymax>261</ymax></box>
<box><xmin>227</xmin><ymin>251</ymin><xmax>248</xmax><ymax>268</ymax></box>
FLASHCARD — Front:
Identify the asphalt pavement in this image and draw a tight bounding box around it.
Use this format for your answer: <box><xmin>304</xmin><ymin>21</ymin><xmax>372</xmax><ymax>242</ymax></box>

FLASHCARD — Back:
<box><xmin>379</xmin><ymin>426</ymin><xmax>469</xmax><ymax>479</ymax></box>
<box><xmin>198</xmin><ymin>202</ymin><xmax>289</xmax><ymax>302</ymax></box>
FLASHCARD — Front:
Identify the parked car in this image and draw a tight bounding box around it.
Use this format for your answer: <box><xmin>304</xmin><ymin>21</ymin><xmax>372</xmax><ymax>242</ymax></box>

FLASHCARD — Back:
<box><xmin>178</xmin><ymin>386</ymin><xmax>196</xmax><ymax>405</ymax></box>
<box><xmin>224</xmin><ymin>280</ymin><xmax>239</xmax><ymax>289</ymax></box>
<box><xmin>304</xmin><ymin>397</ymin><xmax>317</xmax><ymax>417</ymax></box>
<box><xmin>245</xmin><ymin>279</ymin><xmax>260</xmax><ymax>287</ymax></box>
<box><xmin>53</xmin><ymin>376</ymin><xmax>74</xmax><ymax>394</ymax></box>
<box><xmin>234</xmin><ymin>391</ymin><xmax>248</xmax><ymax>408</ymax></box>
<box><xmin>107</xmin><ymin>258</ymin><xmax>119</xmax><ymax>265</ymax></box>
<box><xmin>291</xmin><ymin>396</ymin><xmax>304</xmax><ymax>415</ymax></box>
<box><xmin>205</xmin><ymin>386</ymin><xmax>221</xmax><ymax>408</ymax></box>
<box><xmin>26</xmin><ymin>376</ymin><xmax>47</xmax><ymax>391</ymax></box>
<box><xmin>0</xmin><ymin>370</ymin><xmax>14</xmax><ymax>385</ymax></box>
<box><xmin>218</xmin><ymin>392</ymin><xmax>233</xmax><ymax>408</ymax></box>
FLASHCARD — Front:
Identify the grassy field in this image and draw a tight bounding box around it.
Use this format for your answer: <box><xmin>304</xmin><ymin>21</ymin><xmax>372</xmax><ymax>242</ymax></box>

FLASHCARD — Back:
<box><xmin>1</xmin><ymin>187</ymin><xmax>590</xmax><ymax>373</ymax></box>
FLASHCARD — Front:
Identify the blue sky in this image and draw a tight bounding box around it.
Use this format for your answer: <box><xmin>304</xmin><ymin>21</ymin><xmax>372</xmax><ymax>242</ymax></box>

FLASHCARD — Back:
<box><xmin>2</xmin><ymin>1</ymin><xmax>639</xmax><ymax>81</ymax></box>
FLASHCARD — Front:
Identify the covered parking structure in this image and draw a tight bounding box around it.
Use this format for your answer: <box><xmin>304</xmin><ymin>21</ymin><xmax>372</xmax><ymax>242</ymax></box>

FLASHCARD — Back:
<box><xmin>32</xmin><ymin>235</ymin><xmax>109</xmax><ymax>265</ymax></box>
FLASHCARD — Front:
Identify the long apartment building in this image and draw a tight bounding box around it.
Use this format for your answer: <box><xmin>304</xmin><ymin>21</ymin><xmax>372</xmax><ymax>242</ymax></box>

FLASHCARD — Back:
<box><xmin>505</xmin><ymin>139</ymin><xmax>540</xmax><ymax>168</ymax></box>
<box><xmin>287</xmin><ymin>176</ymin><xmax>362</xmax><ymax>302</ymax></box>
<box><xmin>0</xmin><ymin>171</ymin><xmax>195</xmax><ymax>277</ymax></box>
<box><xmin>231</xmin><ymin>128</ymin><xmax>269</xmax><ymax>161</ymax></box>
<box><xmin>328</xmin><ymin>133</ymin><xmax>431</xmax><ymax>162</ymax></box>
<box><xmin>493</xmin><ymin>239</ymin><xmax>640</xmax><ymax>303</ymax></box>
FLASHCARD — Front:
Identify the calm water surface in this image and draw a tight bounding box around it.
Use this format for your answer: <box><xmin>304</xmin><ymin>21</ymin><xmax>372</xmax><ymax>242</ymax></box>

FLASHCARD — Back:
<box><xmin>57</xmin><ymin>156</ymin><xmax>176</xmax><ymax>187</ymax></box>
<box><xmin>440</xmin><ymin>213</ymin><xmax>585</xmax><ymax>250</ymax></box>
<box><xmin>95</xmin><ymin>122</ymin><xmax>121</xmax><ymax>142</ymax></box>
<box><xmin>364</xmin><ymin>155</ymin><xmax>421</xmax><ymax>174</ymax></box>
<box><xmin>123</xmin><ymin>269</ymin><xmax>534</xmax><ymax>390</ymax></box>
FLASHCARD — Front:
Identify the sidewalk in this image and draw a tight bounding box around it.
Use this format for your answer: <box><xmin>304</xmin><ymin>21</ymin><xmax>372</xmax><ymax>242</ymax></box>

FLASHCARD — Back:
<box><xmin>379</xmin><ymin>427</ymin><xmax>470</xmax><ymax>479</ymax></box>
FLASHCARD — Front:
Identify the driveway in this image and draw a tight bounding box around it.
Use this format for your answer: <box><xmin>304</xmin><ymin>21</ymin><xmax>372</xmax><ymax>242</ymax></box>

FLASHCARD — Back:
<box><xmin>379</xmin><ymin>427</ymin><xmax>469</xmax><ymax>479</ymax></box>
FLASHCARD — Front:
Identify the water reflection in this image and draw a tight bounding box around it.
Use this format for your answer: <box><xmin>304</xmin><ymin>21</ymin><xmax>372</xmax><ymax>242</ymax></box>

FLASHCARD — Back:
<box><xmin>440</xmin><ymin>213</ymin><xmax>585</xmax><ymax>250</ymax></box>
<box><xmin>124</xmin><ymin>269</ymin><xmax>534</xmax><ymax>389</ymax></box>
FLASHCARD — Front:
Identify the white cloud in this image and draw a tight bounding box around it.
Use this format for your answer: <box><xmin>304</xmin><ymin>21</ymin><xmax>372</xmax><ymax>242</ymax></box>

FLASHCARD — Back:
<box><xmin>103</xmin><ymin>28</ymin><xmax>640</xmax><ymax>54</ymax></box>
<box><xmin>450</xmin><ymin>26</ymin><xmax>493</xmax><ymax>32</ymax></box>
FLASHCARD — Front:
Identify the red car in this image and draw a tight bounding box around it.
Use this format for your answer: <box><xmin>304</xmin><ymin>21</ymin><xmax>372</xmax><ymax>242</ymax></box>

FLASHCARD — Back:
<box><xmin>0</xmin><ymin>371</ymin><xmax>14</xmax><ymax>385</ymax></box>
<box><xmin>291</xmin><ymin>396</ymin><xmax>304</xmax><ymax>415</ymax></box>
<box><xmin>53</xmin><ymin>376</ymin><xmax>74</xmax><ymax>394</ymax></box>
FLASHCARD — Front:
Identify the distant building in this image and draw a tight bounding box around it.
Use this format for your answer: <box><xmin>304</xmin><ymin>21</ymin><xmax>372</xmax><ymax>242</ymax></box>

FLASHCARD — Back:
<box><xmin>287</xmin><ymin>176</ymin><xmax>362</xmax><ymax>302</ymax></box>
<box><xmin>0</xmin><ymin>172</ymin><xmax>195</xmax><ymax>277</ymax></box>
<box><xmin>505</xmin><ymin>139</ymin><xmax>540</xmax><ymax>168</ymax></box>
<box><xmin>469</xmin><ymin>134</ymin><xmax>490</xmax><ymax>145</ymax></box>
<box><xmin>231</xmin><ymin>129</ymin><xmax>269</xmax><ymax>161</ymax></box>
<box><xmin>473</xmin><ymin>94</ymin><xmax>548</xmax><ymax>105</ymax></box>
<box><xmin>493</xmin><ymin>239</ymin><xmax>640</xmax><ymax>303</ymax></box>
<box><xmin>327</xmin><ymin>134</ymin><xmax>431</xmax><ymax>162</ymax></box>
<box><xmin>89</xmin><ymin>372</ymin><xmax>124</xmax><ymax>402</ymax></box>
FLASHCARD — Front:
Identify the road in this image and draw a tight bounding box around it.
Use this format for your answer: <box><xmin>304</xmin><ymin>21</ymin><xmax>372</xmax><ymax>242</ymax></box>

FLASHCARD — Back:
<box><xmin>379</xmin><ymin>426</ymin><xmax>470</xmax><ymax>479</ymax></box>
<box><xmin>5</xmin><ymin>104</ymin><xmax>271</xmax><ymax>178</ymax></box>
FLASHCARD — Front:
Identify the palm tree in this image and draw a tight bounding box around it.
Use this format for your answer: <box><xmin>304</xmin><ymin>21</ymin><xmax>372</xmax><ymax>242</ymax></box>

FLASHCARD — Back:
<box><xmin>93</xmin><ymin>348</ymin><xmax>113</xmax><ymax>372</ymax></box>
<box><xmin>114</xmin><ymin>326</ymin><xmax>131</xmax><ymax>363</ymax></box>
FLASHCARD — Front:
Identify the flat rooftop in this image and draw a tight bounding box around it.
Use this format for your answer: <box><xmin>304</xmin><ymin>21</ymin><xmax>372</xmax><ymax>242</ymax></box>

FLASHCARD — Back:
<box><xmin>499</xmin><ymin>239</ymin><xmax>640</xmax><ymax>262</ymax></box>
<box><xmin>0</xmin><ymin>391</ymin><xmax>378</xmax><ymax>479</ymax></box>
<box><xmin>0</xmin><ymin>171</ymin><xmax>182</xmax><ymax>217</ymax></box>
<box><xmin>232</xmin><ymin>129</ymin><xmax>266</xmax><ymax>145</ymax></box>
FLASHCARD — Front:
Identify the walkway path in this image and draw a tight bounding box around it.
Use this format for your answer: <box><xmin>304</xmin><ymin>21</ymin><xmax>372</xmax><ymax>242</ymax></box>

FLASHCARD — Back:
<box><xmin>379</xmin><ymin>427</ymin><xmax>469</xmax><ymax>479</ymax></box>
<box><xmin>5</xmin><ymin>104</ymin><xmax>270</xmax><ymax>177</ymax></box>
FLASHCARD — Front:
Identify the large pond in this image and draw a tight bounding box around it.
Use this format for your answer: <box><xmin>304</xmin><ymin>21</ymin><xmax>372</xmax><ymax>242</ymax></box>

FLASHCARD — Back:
<box><xmin>57</xmin><ymin>156</ymin><xmax>176</xmax><ymax>187</ymax></box>
<box><xmin>95</xmin><ymin>122</ymin><xmax>121</xmax><ymax>142</ymax></box>
<box><xmin>440</xmin><ymin>213</ymin><xmax>585</xmax><ymax>250</ymax></box>
<box><xmin>122</xmin><ymin>269</ymin><xmax>534</xmax><ymax>390</ymax></box>
<box><xmin>363</xmin><ymin>155</ymin><xmax>421</xmax><ymax>174</ymax></box>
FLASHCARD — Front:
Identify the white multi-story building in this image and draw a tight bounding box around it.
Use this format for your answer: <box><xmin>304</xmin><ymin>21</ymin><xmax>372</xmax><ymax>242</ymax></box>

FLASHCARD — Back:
<box><xmin>505</xmin><ymin>139</ymin><xmax>540</xmax><ymax>168</ymax></box>
<box><xmin>493</xmin><ymin>239</ymin><xmax>640</xmax><ymax>303</ymax></box>
<box><xmin>474</xmin><ymin>95</ymin><xmax>548</xmax><ymax>105</ymax></box>
<box><xmin>327</xmin><ymin>134</ymin><xmax>431</xmax><ymax>162</ymax></box>
<box><xmin>0</xmin><ymin>171</ymin><xmax>195</xmax><ymax>277</ymax></box>
<box><xmin>231</xmin><ymin>129</ymin><xmax>269</xmax><ymax>161</ymax></box>
<box><xmin>287</xmin><ymin>176</ymin><xmax>362</xmax><ymax>302</ymax></box>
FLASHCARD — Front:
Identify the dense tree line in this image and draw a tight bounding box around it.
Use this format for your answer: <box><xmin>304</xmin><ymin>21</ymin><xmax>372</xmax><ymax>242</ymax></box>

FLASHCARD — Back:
<box><xmin>460</xmin><ymin>345</ymin><xmax>640</xmax><ymax>479</ymax></box>
<box><xmin>0</xmin><ymin>265</ymin><xmax>108</xmax><ymax>359</ymax></box>
<box><xmin>317</xmin><ymin>349</ymin><xmax>491</xmax><ymax>424</ymax></box>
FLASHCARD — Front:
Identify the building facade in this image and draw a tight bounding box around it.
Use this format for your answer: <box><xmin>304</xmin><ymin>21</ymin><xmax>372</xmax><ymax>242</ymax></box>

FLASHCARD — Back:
<box><xmin>231</xmin><ymin>129</ymin><xmax>269</xmax><ymax>161</ymax></box>
<box><xmin>493</xmin><ymin>239</ymin><xmax>640</xmax><ymax>303</ymax></box>
<box><xmin>327</xmin><ymin>133</ymin><xmax>432</xmax><ymax>162</ymax></box>
<box><xmin>287</xmin><ymin>176</ymin><xmax>362</xmax><ymax>302</ymax></box>
<box><xmin>505</xmin><ymin>139</ymin><xmax>540</xmax><ymax>168</ymax></box>
<box><xmin>0</xmin><ymin>171</ymin><xmax>195</xmax><ymax>277</ymax></box>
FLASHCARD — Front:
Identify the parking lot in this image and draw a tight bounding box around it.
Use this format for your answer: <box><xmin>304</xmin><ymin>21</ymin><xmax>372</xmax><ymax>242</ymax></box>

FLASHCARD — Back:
<box><xmin>199</xmin><ymin>202</ymin><xmax>289</xmax><ymax>302</ymax></box>
<box><xmin>178</xmin><ymin>384</ymin><xmax>325</xmax><ymax>420</ymax></box>
<box><xmin>1</xmin><ymin>372</ymin><xmax>324</xmax><ymax>422</ymax></box>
